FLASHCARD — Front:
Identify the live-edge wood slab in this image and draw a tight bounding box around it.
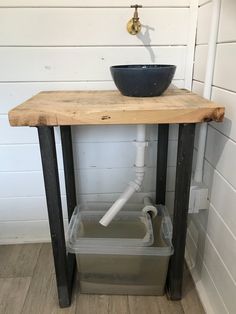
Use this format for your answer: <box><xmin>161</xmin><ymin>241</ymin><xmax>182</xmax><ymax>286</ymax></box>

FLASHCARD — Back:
<box><xmin>8</xmin><ymin>89</ymin><xmax>224</xmax><ymax>127</ymax></box>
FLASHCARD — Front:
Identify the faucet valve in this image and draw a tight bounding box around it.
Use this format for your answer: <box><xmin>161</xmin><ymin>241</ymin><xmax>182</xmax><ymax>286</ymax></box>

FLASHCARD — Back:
<box><xmin>127</xmin><ymin>4</ymin><xmax>142</xmax><ymax>35</ymax></box>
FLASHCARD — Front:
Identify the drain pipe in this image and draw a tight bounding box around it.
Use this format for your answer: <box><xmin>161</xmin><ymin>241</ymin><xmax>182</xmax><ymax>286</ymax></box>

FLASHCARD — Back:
<box><xmin>99</xmin><ymin>125</ymin><xmax>148</xmax><ymax>227</ymax></box>
<box><xmin>194</xmin><ymin>0</ymin><xmax>221</xmax><ymax>183</ymax></box>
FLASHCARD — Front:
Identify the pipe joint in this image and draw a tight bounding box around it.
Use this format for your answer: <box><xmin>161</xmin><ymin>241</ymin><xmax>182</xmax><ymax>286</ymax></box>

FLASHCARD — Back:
<box><xmin>129</xmin><ymin>180</ymin><xmax>140</xmax><ymax>191</ymax></box>
<box><xmin>134</xmin><ymin>166</ymin><xmax>146</xmax><ymax>173</ymax></box>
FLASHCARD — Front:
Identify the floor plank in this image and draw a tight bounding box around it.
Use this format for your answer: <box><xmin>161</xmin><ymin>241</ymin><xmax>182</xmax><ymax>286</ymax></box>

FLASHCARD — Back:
<box><xmin>128</xmin><ymin>296</ymin><xmax>161</xmax><ymax>314</ymax></box>
<box><xmin>76</xmin><ymin>294</ymin><xmax>109</xmax><ymax>314</ymax></box>
<box><xmin>0</xmin><ymin>277</ymin><xmax>31</xmax><ymax>314</ymax></box>
<box><xmin>108</xmin><ymin>295</ymin><xmax>130</xmax><ymax>314</ymax></box>
<box><xmin>0</xmin><ymin>243</ymin><xmax>41</xmax><ymax>278</ymax></box>
<box><xmin>157</xmin><ymin>296</ymin><xmax>184</xmax><ymax>314</ymax></box>
<box><xmin>21</xmin><ymin>244</ymin><xmax>76</xmax><ymax>314</ymax></box>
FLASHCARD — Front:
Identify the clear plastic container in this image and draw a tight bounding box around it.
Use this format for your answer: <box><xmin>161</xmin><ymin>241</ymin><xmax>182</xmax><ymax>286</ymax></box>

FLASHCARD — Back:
<box><xmin>67</xmin><ymin>204</ymin><xmax>173</xmax><ymax>296</ymax></box>
<box><xmin>67</xmin><ymin>207</ymin><xmax>154</xmax><ymax>248</ymax></box>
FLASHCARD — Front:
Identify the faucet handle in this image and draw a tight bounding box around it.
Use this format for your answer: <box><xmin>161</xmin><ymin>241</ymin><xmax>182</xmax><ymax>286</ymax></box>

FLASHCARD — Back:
<box><xmin>130</xmin><ymin>4</ymin><xmax>142</xmax><ymax>20</ymax></box>
<box><xmin>130</xmin><ymin>4</ymin><xmax>143</xmax><ymax>19</ymax></box>
<box><xmin>130</xmin><ymin>4</ymin><xmax>143</xmax><ymax>8</ymax></box>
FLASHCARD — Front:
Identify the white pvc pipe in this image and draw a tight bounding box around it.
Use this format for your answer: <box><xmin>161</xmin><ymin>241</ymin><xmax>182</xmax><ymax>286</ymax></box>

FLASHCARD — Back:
<box><xmin>194</xmin><ymin>0</ymin><xmax>221</xmax><ymax>183</ymax></box>
<box><xmin>99</xmin><ymin>183</ymin><xmax>136</xmax><ymax>227</ymax></box>
<box><xmin>136</xmin><ymin>124</ymin><xmax>146</xmax><ymax>141</ymax></box>
<box><xmin>99</xmin><ymin>125</ymin><xmax>147</xmax><ymax>227</ymax></box>
<box><xmin>135</xmin><ymin>142</ymin><xmax>146</xmax><ymax>167</ymax></box>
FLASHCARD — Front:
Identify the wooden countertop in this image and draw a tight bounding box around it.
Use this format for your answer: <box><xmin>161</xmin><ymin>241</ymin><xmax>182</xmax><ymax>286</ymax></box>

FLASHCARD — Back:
<box><xmin>8</xmin><ymin>89</ymin><xmax>224</xmax><ymax>126</ymax></box>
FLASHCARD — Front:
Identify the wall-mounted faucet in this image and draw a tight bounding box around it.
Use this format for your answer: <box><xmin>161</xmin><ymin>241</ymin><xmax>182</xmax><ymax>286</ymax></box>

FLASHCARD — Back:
<box><xmin>127</xmin><ymin>4</ymin><xmax>142</xmax><ymax>35</ymax></box>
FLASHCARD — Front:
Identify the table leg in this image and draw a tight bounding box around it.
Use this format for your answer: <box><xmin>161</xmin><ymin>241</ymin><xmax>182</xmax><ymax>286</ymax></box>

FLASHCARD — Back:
<box><xmin>38</xmin><ymin>126</ymin><xmax>75</xmax><ymax>308</ymax></box>
<box><xmin>156</xmin><ymin>124</ymin><xmax>169</xmax><ymax>204</ymax></box>
<box><xmin>60</xmin><ymin>126</ymin><xmax>77</xmax><ymax>220</ymax></box>
<box><xmin>166</xmin><ymin>123</ymin><xmax>195</xmax><ymax>300</ymax></box>
<box><xmin>60</xmin><ymin>126</ymin><xmax>77</xmax><ymax>300</ymax></box>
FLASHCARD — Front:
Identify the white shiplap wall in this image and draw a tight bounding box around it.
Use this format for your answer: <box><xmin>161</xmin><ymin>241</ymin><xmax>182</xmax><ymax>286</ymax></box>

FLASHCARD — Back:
<box><xmin>0</xmin><ymin>0</ymin><xmax>197</xmax><ymax>243</ymax></box>
<box><xmin>188</xmin><ymin>0</ymin><xmax>236</xmax><ymax>313</ymax></box>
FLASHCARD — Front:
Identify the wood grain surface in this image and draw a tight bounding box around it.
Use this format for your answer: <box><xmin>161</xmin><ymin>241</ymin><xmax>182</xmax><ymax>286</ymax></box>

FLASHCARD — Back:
<box><xmin>8</xmin><ymin>89</ymin><xmax>224</xmax><ymax>127</ymax></box>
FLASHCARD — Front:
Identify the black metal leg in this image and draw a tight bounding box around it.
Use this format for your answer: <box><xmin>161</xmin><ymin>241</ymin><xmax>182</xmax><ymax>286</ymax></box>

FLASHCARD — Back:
<box><xmin>156</xmin><ymin>124</ymin><xmax>169</xmax><ymax>204</ymax></box>
<box><xmin>60</xmin><ymin>126</ymin><xmax>77</xmax><ymax>300</ymax></box>
<box><xmin>38</xmin><ymin>126</ymin><xmax>74</xmax><ymax>308</ymax></box>
<box><xmin>166</xmin><ymin>123</ymin><xmax>195</xmax><ymax>300</ymax></box>
<box><xmin>60</xmin><ymin>126</ymin><xmax>77</xmax><ymax>220</ymax></box>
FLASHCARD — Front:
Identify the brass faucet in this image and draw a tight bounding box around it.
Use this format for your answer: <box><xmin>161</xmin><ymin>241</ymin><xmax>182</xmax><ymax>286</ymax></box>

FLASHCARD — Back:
<box><xmin>127</xmin><ymin>4</ymin><xmax>142</xmax><ymax>35</ymax></box>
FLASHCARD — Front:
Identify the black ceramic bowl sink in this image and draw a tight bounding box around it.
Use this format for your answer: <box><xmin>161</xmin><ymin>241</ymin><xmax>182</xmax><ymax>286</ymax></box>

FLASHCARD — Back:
<box><xmin>110</xmin><ymin>64</ymin><xmax>176</xmax><ymax>97</ymax></box>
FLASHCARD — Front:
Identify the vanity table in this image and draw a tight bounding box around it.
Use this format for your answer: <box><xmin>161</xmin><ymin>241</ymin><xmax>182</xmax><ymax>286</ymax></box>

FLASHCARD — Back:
<box><xmin>8</xmin><ymin>88</ymin><xmax>224</xmax><ymax>307</ymax></box>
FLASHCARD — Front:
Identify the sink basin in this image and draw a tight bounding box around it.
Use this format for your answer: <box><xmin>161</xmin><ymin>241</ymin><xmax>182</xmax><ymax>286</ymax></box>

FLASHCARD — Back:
<box><xmin>110</xmin><ymin>64</ymin><xmax>176</xmax><ymax>97</ymax></box>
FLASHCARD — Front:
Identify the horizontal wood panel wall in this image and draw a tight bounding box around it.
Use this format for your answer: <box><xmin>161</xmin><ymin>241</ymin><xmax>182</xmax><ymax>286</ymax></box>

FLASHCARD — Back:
<box><xmin>0</xmin><ymin>1</ymin><xmax>194</xmax><ymax>243</ymax></box>
<box><xmin>190</xmin><ymin>0</ymin><xmax>236</xmax><ymax>313</ymax></box>
<box><xmin>0</xmin><ymin>1</ymin><xmax>190</xmax><ymax>8</ymax></box>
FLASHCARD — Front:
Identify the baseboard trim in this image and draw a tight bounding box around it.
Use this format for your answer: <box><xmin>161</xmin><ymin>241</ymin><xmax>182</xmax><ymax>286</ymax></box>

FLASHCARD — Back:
<box><xmin>186</xmin><ymin>257</ymin><xmax>216</xmax><ymax>314</ymax></box>
<box><xmin>0</xmin><ymin>238</ymin><xmax>51</xmax><ymax>245</ymax></box>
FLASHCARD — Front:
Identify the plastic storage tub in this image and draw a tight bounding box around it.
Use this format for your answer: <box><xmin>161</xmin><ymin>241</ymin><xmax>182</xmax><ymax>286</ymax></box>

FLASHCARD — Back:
<box><xmin>67</xmin><ymin>204</ymin><xmax>173</xmax><ymax>296</ymax></box>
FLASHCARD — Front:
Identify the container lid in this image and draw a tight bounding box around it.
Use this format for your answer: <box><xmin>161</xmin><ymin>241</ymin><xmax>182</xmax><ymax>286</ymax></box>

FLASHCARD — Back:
<box><xmin>67</xmin><ymin>205</ymin><xmax>173</xmax><ymax>256</ymax></box>
<box><xmin>67</xmin><ymin>206</ymin><xmax>154</xmax><ymax>250</ymax></box>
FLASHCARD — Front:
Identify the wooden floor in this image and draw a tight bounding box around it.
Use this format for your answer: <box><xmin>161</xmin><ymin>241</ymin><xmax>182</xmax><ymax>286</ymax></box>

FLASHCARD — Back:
<box><xmin>0</xmin><ymin>243</ymin><xmax>205</xmax><ymax>314</ymax></box>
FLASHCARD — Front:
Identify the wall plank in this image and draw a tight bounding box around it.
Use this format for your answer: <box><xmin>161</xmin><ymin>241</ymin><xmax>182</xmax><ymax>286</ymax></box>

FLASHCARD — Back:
<box><xmin>0</xmin><ymin>141</ymin><xmax>177</xmax><ymax>172</ymax></box>
<box><xmin>211</xmin><ymin>87</ymin><xmax>236</xmax><ymax>142</ymax></box>
<box><xmin>72</xmin><ymin>124</ymin><xmax>179</xmax><ymax>142</ymax></box>
<box><xmin>214</xmin><ymin>43</ymin><xmax>236</xmax><ymax>92</ymax></box>
<box><xmin>0</xmin><ymin>171</ymin><xmax>47</xmax><ymax>198</ymax></box>
<box><xmin>0</xmin><ymin>116</ymin><xmax>38</xmax><ymax>145</ymax></box>
<box><xmin>0</xmin><ymin>196</ymin><xmax>67</xmax><ymax>221</ymax></box>
<box><xmin>205</xmin><ymin>125</ymin><xmax>236</xmax><ymax>189</ymax></box>
<box><xmin>0</xmin><ymin>8</ymin><xmax>189</xmax><ymax>46</ymax></box>
<box><xmin>193</xmin><ymin>44</ymin><xmax>207</xmax><ymax>82</ymax></box>
<box><xmin>72</xmin><ymin>125</ymin><xmax>156</xmax><ymax>143</ymax></box>
<box><xmin>196</xmin><ymin>2</ymin><xmax>212</xmax><ymax>45</ymax></box>
<box><xmin>0</xmin><ymin>220</ymin><xmax>51</xmax><ymax>244</ymax></box>
<box><xmin>0</xmin><ymin>1</ymin><xmax>190</xmax><ymax>8</ymax></box>
<box><xmin>218</xmin><ymin>0</ymin><xmax>236</xmax><ymax>43</ymax></box>
<box><xmin>192</xmin><ymin>80</ymin><xmax>204</xmax><ymax>95</ymax></box>
<box><xmin>0</xmin><ymin>47</ymin><xmax>186</xmax><ymax>82</ymax></box>
<box><xmin>204</xmin><ymin>160</ymin><xmax>236</xmax><ymax>239</ymax></box>
<box><xmin>194</xmin><ymin>43</ymin><xmax>236</xmax><ymax>94</ymax></box>
<box><xmin>0</xmin><ymin>167</ymin><xmax>176</xmax><ymax>198</ymax></box>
